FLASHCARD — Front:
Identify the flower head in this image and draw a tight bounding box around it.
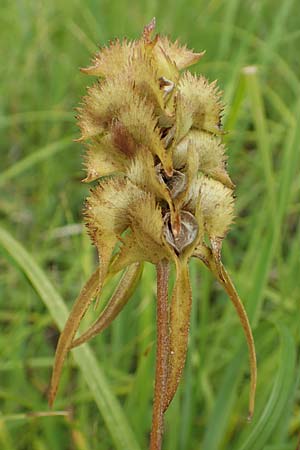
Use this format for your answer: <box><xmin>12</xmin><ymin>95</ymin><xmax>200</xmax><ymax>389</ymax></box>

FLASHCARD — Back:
<box><xmin>49</xmin><ymin>19</ymin><xmax>256</xmax><ymax>449</ymax></box>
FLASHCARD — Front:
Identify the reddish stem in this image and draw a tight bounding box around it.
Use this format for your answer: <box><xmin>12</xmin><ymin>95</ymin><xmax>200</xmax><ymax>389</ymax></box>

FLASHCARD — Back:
<box><xmin>149</xmin><ymin>259</ymin><xmax>170</xmax><ymax>450</ymax></box>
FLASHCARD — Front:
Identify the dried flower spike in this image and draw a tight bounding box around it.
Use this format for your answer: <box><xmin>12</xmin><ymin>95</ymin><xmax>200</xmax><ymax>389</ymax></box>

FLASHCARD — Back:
<box><xmin>49</xmin><ymin>18</ymin><xmax>257</xmax><ymax>449</ymax></box>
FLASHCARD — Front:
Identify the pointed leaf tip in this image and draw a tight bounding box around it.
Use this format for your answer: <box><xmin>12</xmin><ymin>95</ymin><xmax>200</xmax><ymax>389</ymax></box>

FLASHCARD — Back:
<box><xmin>48</xmin><ymin>268</ymin><xmax>100</xmax><ymax>407</ymax></box>
<box><xmin>143</xmin><ymin>18</ymin><xmax>156</xmax><ymax>42</ymax></box>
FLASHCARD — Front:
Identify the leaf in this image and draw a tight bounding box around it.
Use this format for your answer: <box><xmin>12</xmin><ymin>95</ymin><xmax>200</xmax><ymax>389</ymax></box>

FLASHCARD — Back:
<box><xmin>48</xmin><ymin>267</ymin><xmax>100</xmax><ymax>406</ymax></box>
<box><xmin>164</xmin><ymin>259</ymin><xmax>192</xmax><ymax>411</ymax></box>
<box><xmin>70</xmin><ymin>262</ymin><xmax>143</xmax><ymax>348</ymax></box>
<box><xmin>215</xmin><ymin>263</ymin><xmax>257</xmax><ymax>420</ymax></box>
<box><xmin>0</xmin><ymin>226</ymin><xmax>141</xmax><ymax>450</ymax></box>
<box><xmin>193</xmin><ymin>247</ymin><xmax>257</xmax><ymax>419</ymax></box>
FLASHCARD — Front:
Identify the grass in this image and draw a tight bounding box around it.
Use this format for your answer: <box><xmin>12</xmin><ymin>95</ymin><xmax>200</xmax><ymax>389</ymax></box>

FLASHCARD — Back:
<box><xmin>1</xmin><ymin>0</ymin><xmax>300</xmax><ymax>449</ymax></box>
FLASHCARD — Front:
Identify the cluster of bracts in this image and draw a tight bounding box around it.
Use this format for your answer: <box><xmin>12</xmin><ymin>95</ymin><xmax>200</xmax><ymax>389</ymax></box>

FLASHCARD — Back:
<box><xmin>49</xmin><ymin>19</ymin><xmax>256</xmax><ymax>450</ymax></box>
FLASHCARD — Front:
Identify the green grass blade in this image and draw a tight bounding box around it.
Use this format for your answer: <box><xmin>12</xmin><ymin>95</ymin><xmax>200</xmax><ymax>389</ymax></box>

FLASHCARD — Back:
<box><xmin>264</xmin><ymin>446</ymin><xmax>296</xmax><ymax>450</ymax></box>
<box><xmin>243</xmin><ymin>67</ymin><xmax>276</xmax><ymax>210</ymax></box>
<box><xmin>0</xmin><ymin>226</ymin><xmax>141</xmax><ymax>450</ymax></box>
<box><xmin>217</xmin><ymin>0</ymin><xmax>240</xmax><ymax>61</ymax></box>
<box><xmin>0</xmin><ymin>136</ymin><xmax>74</xmax><ymax>186</ymax></box>
<box><xmin>0</xmin><ymin>111</ymin><xmax>74</xmax><ymax>128</ymax></box>
<box><xmin>258</xmin><ymin>0</ymin><xmax>295</xmax><ymax>68</ymax></box>
<box><xmin>237</xmin><ymin>325</ymin><xmax>296</xmax><ymax>450</ymax></box>
<box><xmin>202</xmin><ymin>350</ymin><xmax>242</xmax><ymax>450</ymax></box>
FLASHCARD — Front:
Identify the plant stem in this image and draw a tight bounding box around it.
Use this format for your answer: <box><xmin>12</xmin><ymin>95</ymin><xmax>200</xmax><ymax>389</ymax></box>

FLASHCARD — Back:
<box><xmin>149</xmin><ymin>259</ymin><xmax>170</xmax><ymax>450</ymax></box>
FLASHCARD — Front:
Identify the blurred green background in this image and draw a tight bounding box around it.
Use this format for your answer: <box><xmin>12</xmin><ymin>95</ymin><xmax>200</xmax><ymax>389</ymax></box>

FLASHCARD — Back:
<box><xmin>1</xmin><ymin>0</ymin><xmax>300</xmax><ymax>449</ymax></box>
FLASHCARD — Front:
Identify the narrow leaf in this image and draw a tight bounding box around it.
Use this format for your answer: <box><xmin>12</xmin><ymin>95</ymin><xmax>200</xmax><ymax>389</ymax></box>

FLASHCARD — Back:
<box><xmin>71</xmin><ymin>262</ymin><xmax>143</xmax><ymax>348</ymax></box>
<box><xmin>193</xmin><ymin>246</ymin><xmax>257</xmax><ymax>419</ymax></box>
<box><xmin>49</xmin><ymin>267</ymin><xmax>100</xmax><ymax>406</ymax></box>
<box><xmin>214</xmin><ymin>262</ymin><xmax>257</xmax><ymax>420</ymax></box>
<box><xmin>164</xmin><ymin>259</ymin><xmax>192</xmax><ymax>411</ymax></box>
